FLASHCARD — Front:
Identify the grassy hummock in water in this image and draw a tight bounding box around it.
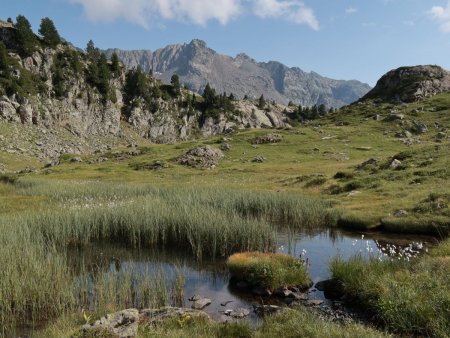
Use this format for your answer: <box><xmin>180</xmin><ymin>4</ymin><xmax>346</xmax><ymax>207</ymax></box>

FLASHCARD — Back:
<box><xmin>227</xmin><ymin>252</ymin><xmax>311</xmax><ymax>290</ymax></box>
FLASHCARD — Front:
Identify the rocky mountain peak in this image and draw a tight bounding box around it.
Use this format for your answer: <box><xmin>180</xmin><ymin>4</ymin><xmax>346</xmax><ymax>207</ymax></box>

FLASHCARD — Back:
<box><xmin>188</xmin><ymin>39</ymin><xmax>207</xmax><ymax>49</ymax></box>
<box><xmin>235</xmin><ymin>53</ymin><xmax>253</xmax><ymax>62</ymax></box>
<box><xmin>106</xmin><ymin>41</ymin><xmax>371</xmax><ymax>108</ymax></box>
<box><xmin>363</xmin><ymin>65</ymin><xmax>450</xmax><ymax>103</ymax></box>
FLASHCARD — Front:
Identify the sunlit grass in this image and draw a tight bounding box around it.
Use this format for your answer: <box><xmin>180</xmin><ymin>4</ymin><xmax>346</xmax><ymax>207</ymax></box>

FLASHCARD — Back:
<box><xmin>330</xmin><ymin>238</ymin><xmax>450</xmax><ymax>337</ymax></box>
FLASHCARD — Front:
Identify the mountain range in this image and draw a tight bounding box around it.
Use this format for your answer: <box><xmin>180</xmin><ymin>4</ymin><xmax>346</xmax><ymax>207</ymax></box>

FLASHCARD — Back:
<box><xmin>105</xmin><ymin>39</ymin><xmax>371</xmax><ymax>108</ymax></box>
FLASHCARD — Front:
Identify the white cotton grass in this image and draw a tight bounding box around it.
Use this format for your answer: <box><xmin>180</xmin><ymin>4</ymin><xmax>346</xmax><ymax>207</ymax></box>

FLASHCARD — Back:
<box><xmin>351</xmin><ymin>236</ymin><xmax>427</xmax><ymax>262</ymax></box>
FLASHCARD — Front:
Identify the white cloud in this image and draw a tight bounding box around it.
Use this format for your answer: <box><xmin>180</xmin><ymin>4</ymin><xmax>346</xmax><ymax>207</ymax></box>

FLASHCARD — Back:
<box><xmin>345</xmin><ymin>7</ymin><xmax>357</xmax><ymax>15</ymax></box>
<box><xmin>429</xmin><ymin>1</ymin><xmax>450</xmax><ymax>32</ymax></box>
<box><xmin>403</xmin><ymin>20</ymin><xmax>415</xmax><ymax>26</ymax></box>
<box><xmin>69</xmin><ymin>0</ymin><xmax>243</xmax><ymax>27</ymax></box>
<box><xmin>252</xmin><ymin>0</ymin><xmax>319</xmax><ymax>30</ymax></box>
<box><xmin>69</xmin><ymin>0</ymin><xmax>319</xmax><ymax>30</ymax></box>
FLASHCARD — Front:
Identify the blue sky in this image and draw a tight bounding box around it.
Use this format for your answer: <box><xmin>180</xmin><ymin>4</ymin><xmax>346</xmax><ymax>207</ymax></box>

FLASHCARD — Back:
<box><xmin>2</xmin><ymin>0</ymin><xmax>450</xmax><ymax>86</ymax></box>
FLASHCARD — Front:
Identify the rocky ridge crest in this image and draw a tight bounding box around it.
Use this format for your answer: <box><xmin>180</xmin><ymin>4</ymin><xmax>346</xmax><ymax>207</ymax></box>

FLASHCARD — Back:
<box><xmin>105</xmin><ymin>39</ymin><xmax>372</xmax><ymax>108</ymax></box>
<box><xmin>362</xmin><ymin>65</ymin><xmax>450</xmax><ymax>103</ymax></box>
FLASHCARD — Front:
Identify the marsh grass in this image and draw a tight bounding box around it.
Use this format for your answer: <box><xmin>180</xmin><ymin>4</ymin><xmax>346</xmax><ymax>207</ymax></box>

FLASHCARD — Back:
<box><xmin>330</xmin><ymin>239</ymin><xmax>450</xmax><ymax>337</ymax></box>
<box><xmin>73</xmin><ymin>265</ymin><xmax>184</xmax><ymax>312</ymax></box>
<box><xmin>0</xmin><ymin>178</ymin><xmax>334</xmax><ymax>332</ymax></box>
<box><xmin>381</xmin><ymin>215</ymin><xmax>450</xmax><ymax>236</ymax></box>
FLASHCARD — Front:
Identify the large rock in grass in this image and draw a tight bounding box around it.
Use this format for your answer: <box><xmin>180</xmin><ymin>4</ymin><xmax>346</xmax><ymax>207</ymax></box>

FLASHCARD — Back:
<box><xmin>362</xmin><ymin>65</ymin><xmax>450</xmax><ymax>103</ymax></box>
<box><xmin>81</xmin><ymin>307</ymin><xmax>211</xmax><ymax>337</ymax></box>
<box><xmin>176</xmin><ymin>145</ymin><xmax>224</xmax><ymax>169</ymax></box>
<box><xmin>81</xmin><ymin>309</ymin><xmax>139</xmax><ymax>338</ymax></box>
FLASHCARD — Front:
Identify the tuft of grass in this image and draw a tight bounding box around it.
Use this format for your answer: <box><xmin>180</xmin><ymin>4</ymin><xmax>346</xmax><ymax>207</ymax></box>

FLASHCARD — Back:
<box><xmin>256</xmin><ymin>308</ymin><xmax>390</xmax><ymax>338</ymax></box>
<box><xmin>0</xmin><ymin>173</ymin><xmax>18</xmax><ymax>184</ymax></box>
<box><xmin>227</xmin><ymin>252</ymin><xmax>311</xmax><ymax>290</ymax></box>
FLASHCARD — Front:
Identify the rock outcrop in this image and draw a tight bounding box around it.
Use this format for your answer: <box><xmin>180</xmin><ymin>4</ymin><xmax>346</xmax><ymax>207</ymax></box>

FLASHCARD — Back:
<box><xmin>362</xmin><ymin>65</ymin><xmax>450</xmax><ymax>103</ymax></box>
<box><xmin>105</xmin><ymin>39</ymin><xmax>371</xmax><ymax>108</ymax></box>
<box><xmin>176</xmin><ymin>145</ymin><xmax>224</xmax><ymax>169</ymax></box>
<box><xmin>0</xmin><ymin>21</ymin><xmax>293</xmax><ymax>159</ymax></box>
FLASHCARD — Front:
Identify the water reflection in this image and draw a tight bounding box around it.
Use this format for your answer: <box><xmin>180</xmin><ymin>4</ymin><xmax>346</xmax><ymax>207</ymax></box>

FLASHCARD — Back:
<box><xmin>66</xmin><ymin>229</ymin><xmax>438</xmax><ymax>317</ymax></box>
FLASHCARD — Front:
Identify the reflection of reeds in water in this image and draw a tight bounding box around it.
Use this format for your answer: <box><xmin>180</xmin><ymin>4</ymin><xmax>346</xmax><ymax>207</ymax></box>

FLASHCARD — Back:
<box><xmin>73</xmin><ymin>264</ymin><xmax>185</xmax><ymax>313</ymax></box>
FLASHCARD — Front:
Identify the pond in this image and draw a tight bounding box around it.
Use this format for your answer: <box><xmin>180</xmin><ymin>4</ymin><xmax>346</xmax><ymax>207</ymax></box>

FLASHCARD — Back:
<box><xmin>16</xmin><ymin>228</ymin><xmax>438</xmax><ymax>337</ymax></box>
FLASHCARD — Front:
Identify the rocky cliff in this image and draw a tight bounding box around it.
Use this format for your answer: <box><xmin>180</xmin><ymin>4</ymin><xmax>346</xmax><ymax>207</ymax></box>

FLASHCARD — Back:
<box><xmin>105</xmin><ymin>39</ymin><xmax>371</xmax><ymax>108</ymax></box>
<box><xmin>0</xmin><ymin>20</ymin><xmax>292</xmax><ymax>159</ymax></box>
<box><xmin>362</xmin><ymin>65</ymin><xmax>450</xmax><ymax>103</ymax></box>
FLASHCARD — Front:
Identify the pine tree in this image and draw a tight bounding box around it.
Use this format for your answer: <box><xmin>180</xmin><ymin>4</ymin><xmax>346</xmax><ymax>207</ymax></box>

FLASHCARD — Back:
<box><xmin>170</xmin><ymin>73</ymin><xmax>181</xmax><ymax>97</ymax></box>
<box><xmin>86</xmin><ymin>40</ymin><xmax>100</xmax><ymax>60</ymax></box>
<box><xmin>258</xmin><ymin>94</ymin><xmax>266</xmax><ymax>109</ymax></box>
<box><xmin>318</xmin><ymin>104</ymin><xmax>327</xmax><ymax>116</ymax></box>
<box><xmin>96</xmin><ymin>54</ymin><xmax>111</xmax><ymax>97</ymax></box>
<box><xmin>111</xmin><ymin>52</ymin><xmax>120</xmax><ymax>73</ymax></box>
<box><xmin>15</xmin><ymin>15</ymin><xmax>38</xmax><ymax>57</ymax></box>
<box><xmin>52</xmin><ymin>57</ymin><xmax>65</xmax><ymax>97</ymax></box>
<box><xmin>125</xmin><ymin>66</ymin><xmax>150</xmax><ymax>104</ymax></box>
<box><xmin>311</xmin><ymin>105</ymin><xmax>319</xmax><ymax>119</ymax></box>
<box><xmin>202</xmin><ymin>83</ymin><xmax>217</xmax><ymax>108</ymax></box>
<box><xmin>38</xmin><ymin>17</ymin><xmax>61</xmax><ymax>48</ymax></box>
<box><xmin>0</xmin><ymin>42</ymin><xmax>10</xmax><ymax>78</ymax></box>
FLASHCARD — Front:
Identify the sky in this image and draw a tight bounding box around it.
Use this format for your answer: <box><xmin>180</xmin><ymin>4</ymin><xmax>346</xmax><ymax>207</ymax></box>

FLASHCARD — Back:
<box><xmin>2</xmin><ymin>0</ymin><xmax>450</xmax><ymax>86</ymax></box>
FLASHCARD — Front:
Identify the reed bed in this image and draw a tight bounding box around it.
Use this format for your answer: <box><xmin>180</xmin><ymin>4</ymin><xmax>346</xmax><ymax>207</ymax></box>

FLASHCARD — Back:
<box><xmin>0</xmin><ymin>178</ymin><xmax>336</xmax><ymax>332</ymax></box>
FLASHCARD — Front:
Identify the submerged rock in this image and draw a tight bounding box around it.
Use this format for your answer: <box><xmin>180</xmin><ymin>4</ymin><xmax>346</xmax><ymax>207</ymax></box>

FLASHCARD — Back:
<box><xmin>192</xmin><ymin>298</ymin><xmax>212</xmax><ymax>310</ymax></box>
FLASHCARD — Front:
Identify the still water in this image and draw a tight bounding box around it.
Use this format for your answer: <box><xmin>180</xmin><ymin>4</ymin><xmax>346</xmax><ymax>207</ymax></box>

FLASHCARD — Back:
<box><xmin>68</xmin><ymin>228</ymin><xmax>437</xmax><ymax>317</ymax></box>
<box><xmin>17</xmin><ymin>228</ymin><xmax>437</xmax><ymax>336</ymax></box>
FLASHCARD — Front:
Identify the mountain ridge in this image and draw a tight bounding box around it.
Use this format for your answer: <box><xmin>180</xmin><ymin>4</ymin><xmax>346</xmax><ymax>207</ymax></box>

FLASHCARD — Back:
<box><xmin>105</xmin><ymin>39</ymin><xmax>371</xmax><ymax>108</ymax></box>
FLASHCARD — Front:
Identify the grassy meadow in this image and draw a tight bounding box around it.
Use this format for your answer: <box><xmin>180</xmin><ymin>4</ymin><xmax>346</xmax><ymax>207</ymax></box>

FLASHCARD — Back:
<box><xmin>0</xmin><ymin>94</ymin><xmax>448</xmax><ymax>337</ymax></box>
